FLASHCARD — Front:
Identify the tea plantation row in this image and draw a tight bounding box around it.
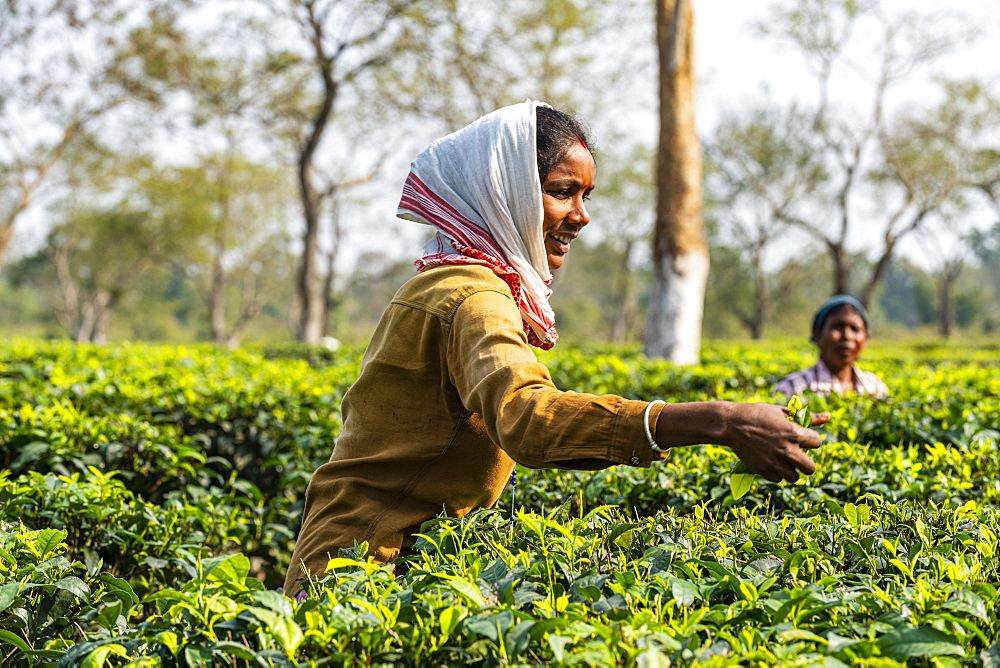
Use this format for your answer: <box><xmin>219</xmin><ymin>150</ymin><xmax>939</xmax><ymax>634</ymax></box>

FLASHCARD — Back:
<box><xmin>0</xmin><ymin>339</ymin><xmax>997</xmax><ymax>666</ymax></box>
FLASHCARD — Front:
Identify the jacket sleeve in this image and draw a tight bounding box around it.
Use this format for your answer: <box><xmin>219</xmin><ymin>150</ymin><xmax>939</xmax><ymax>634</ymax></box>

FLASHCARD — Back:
<box><xmin>445</xmin><ymin>288</ymin><xmax>666</xmax><ymax>470</ymax></box>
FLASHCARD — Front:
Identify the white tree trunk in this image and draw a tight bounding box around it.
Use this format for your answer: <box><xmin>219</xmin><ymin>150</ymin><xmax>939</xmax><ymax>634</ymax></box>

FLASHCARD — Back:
<box><xmin>646</xmin><ymin>0</ymin><xmax>707</xmax><ymax>365</ymax></box>
<box><xmin>645</xmin><ymin>249</ymin><xmax>708</xmax><ymax>366</ymax></box>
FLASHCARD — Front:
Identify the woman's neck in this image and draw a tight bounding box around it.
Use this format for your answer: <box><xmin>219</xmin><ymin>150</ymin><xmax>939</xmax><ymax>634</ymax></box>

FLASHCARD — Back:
<box><xmin>825</xmin><ymin>361</ymin><xmax>855</xmax><ymax>390</ymax></box>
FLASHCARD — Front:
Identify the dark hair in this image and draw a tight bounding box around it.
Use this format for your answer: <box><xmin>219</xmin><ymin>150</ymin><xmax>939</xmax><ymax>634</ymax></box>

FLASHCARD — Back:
<box><xmin>535</xmin><ymin>106</ymin><xmax>593</xmax><ymax>184</ymax></box>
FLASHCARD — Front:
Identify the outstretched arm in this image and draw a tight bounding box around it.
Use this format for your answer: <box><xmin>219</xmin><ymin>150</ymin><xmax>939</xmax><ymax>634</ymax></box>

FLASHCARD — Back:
<box><xmin>653</xmin><ymin>401</ymin><xmax>829</xmax><ymax>483</ymax></box>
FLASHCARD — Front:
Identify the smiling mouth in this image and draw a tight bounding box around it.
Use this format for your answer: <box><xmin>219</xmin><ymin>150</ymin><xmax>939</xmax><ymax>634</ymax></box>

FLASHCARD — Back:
<box><xmin>548</xmin><ymin>232</ymin><xmax>574</xmax><ymax>253</ymax></box>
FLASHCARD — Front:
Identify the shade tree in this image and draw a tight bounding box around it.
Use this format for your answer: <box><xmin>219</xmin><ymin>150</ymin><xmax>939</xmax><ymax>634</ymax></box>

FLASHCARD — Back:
<box><xmin>110</xmin><ymin>13</ymin><xmax>303</xmax><ymax>345</ymax></box>
<box><xmin>241</xmin><ymin>0</ymin><xmax>429</xmax><ymax>344</ymax></box>
<box><xmin>0</xmin><ymin>0</ymin><xmax>185</xmax><ymax>268</ymax></box>
<box><xmin>753</xmin><ymin>0</ymin><xmax>975</xmax><ymax>307</ymax></box>
<box><xmin>388</xmin><ymin>0</ymin><xmax>640</xmax><ymax>128</ymax></box>
<box><xmin>881</xmin><ymin>79</ymin><xmax>1000</xmax><ymax>336</ymax></box>
<box><xmin>706</xmin><ymin>104</ymin><xmax>827</xmax><ymax>339</ymax></box>
<box><xmin>138</xmin><ymin>157</ymin><xmax>297</xmax><ymax>346</ymax></box>
<box><xmin>34</xmin><ymin>207</ymin><xmax>159</xmax><ymax>343</ymax></box>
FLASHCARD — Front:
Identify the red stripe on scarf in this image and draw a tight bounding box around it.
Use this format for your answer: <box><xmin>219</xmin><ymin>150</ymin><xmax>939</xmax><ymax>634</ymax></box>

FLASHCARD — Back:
<box><xmin>401</xmin><ymin>173</ymin><xmax>558</xmax><ymax>350</ymax></box>
<box><xmin>401</xmin><ymin>175</ymin><xmax>506</xmax><ymax>260</ymax></box>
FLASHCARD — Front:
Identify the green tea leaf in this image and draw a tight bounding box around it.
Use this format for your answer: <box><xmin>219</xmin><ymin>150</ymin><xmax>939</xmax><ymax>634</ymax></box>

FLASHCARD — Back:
<box><xmin>183</xmin><ymin>646</ymin><xmax>214</xmax><ymax>666</ymax></box>
<box><xmin>54</xmin><ymin>576</ymin><xmax>90</xmax><ymax>599</ymax></box>
<box><xmin>98</xmin><ymin>574</ymin><xmax>138</xmax><ymax>606</ymax></box>
<box><xmin>444</xmin><ymin>578</ymin><xmax>486</xmax><ymax>607</ymax></box>
<box><xmin>202</xmin><ymin>553</ymin><xmax>250</xmax><ymax>582</ymax></box>
<box><xmin>548</xmin><ymin>635</ymin><xmax>572</xmax><ymax>663</ymax></box>
<box><xmin>214</xmin><ymin>642</ymin><xmax>258</xmax><ymax>661</ymax></box>
<box><xmin>10</xmin><ymin>441</ymin><xmax>50</xmax><ymax>472</ymax></box>
<box><xmin>38</xmin><ymin>588</ymin><xmax>78</xmax><ymax>629</ymax></box>
<box><xmin>844</xmin><ymin>504</ymin><xmax>859</xmax><ymax>528</ymax></box>
<box><xmin>80</xmin><ymin>644</ymin><xmax>128</xmax><ymax>668</ymax></box>
<box><xmin>878</xmin><ymin>626</ymin><xmax>965</xmax><ymax>660</ymax></box>
<box><xmin>464</xmin><ymin>613</ymin><xmax>502</xmax><ymax>641</ymax></box>
<box><xmin>439</xmin><ymin>605</ymin><xmax>467</xmax><ymax>636</ymax></box>
<box><xmin>34</xmin><ymin>528</ymin><xmax>68</xmax><ymax>560</ymax></box>
<box><xmin>730</xmin><ymin>460</ymin><xmax>756</xmax><ymax>499</ymax></box>
<box><xmin>670</xmin><ymin>577</ymin><xmax>698</xmax><ymax>606</ymax></box>
<box><xmin>0</xmin><ymin>629</ymin><xmax>31</xmax><ymax>651</ymax></box>
<box><xmin>943</xmin><ymin>589</ymin><xmax>989</xmax><ymax>622</ymax></box>
<box><xmin>826</xmin><ymin>632</ymin><xmax>861</xmax><ymax>652</ymax></box>
<box><xmin>730</xmin><ymin>473</ymin><xmax>755</xmax><ymax>500</ymax></box>
<box><xmin>268</xmin><ymin>616</ymin><xmax>304</xmax><ymax>656</ymax></box>
<box><xmin>252</xmin><ymin>590</ymin><xmax>294</xmax><ymax>617</ymax></box>
<box><xmin>504</xmin><ymin>620</ymin><xmax>534</xmax><ymax>657</ymax></box>
<box><xmin>0</xmin><ymin>583</ymin><xmax>20</xmax><ymax>612</ymax></box>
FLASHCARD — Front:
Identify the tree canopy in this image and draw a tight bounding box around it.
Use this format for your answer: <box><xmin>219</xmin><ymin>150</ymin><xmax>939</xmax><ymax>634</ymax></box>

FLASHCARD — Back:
<box><xmin>2</xmin><ymin>0</ymin><xmax>998</xmax><ymax>344</ymax></box>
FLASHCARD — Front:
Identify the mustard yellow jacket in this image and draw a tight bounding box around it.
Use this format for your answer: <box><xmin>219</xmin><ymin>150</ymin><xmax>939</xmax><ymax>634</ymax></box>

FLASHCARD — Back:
<box><xmin>284</xmin><ymin>264</ymin><xmax>665</xmax><ymax>595</ymax></box>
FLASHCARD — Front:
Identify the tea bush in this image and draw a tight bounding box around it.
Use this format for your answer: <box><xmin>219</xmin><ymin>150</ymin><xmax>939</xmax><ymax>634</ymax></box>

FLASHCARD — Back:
<box><xmin>0</xmin><ymin>339</ymin><xmax>998</xmax><ymax>665</ymax></box>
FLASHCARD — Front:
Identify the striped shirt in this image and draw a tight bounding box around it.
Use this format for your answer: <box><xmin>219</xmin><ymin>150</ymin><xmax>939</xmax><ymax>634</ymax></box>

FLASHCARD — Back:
<box><xmin>775</xmin><ymin>360</ymin><xmax>889</xmax><ymax>398</ymax></box>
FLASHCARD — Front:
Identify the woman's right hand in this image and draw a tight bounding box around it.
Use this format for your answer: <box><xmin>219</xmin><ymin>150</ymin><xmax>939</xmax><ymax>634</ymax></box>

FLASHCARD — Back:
<box><xmin>720</xmin><ymin>402</ymin><xmax>828</xmax><ymax>483</ymax></box>
<box><xmin>652</xmin><ymin>401</ymin><xmax>829</xmax><ymax>483</ymax></box>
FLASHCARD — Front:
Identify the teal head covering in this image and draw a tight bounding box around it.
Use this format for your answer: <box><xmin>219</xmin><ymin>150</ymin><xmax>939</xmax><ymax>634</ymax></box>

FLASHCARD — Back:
<box><xmin>811</xmin><ymin>295</ymin><xmax>868</xmax><ymax>341</ymax></box>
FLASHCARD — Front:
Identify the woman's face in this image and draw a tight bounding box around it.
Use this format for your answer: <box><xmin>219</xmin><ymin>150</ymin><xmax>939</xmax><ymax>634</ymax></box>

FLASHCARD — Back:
<box><xmin>541</xmin><ymin>142</ymin><xmax>595</xmax><ymax>271</ymax></box>
<box><xmin>814</xmin><ymin>305</ymin><xmax>869</xmax><ymax>373</ymax></box>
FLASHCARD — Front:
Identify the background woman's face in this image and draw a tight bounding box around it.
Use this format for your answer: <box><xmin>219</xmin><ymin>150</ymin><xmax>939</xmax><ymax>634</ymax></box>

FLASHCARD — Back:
<box><xmin>541</xmin><ymin>143</ymin><xmax>595</xmax><ymax>271</ymax></box>
<box><xmin>815</xmin><ymin>305</ymin><xmax>869</xmax><ymax>372</ymax></box>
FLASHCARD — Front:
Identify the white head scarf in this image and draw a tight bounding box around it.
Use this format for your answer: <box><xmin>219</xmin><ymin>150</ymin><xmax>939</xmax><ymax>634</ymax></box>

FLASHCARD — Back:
<box><xmin>397</xmin><ymin>100</ymin><xmax>559</xmax><ymax>348</ymax></box>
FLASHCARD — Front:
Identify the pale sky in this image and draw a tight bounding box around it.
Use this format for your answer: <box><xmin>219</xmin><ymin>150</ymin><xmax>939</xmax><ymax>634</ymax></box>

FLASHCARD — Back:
<box><xmin>697</xmin><ymin>0</ymin><xmax>1000</xmax><ymax>129</ymax></box>
<box><xmin>12</xmin><ymin>0</ymin><xmax>999</xmax><ymax>272</ymax></box>
<box><xmin>383</xmin><ymin>2</ymin><xmax>1000</xmax><ymax>273</ymax></box>
<box><xmin>694</xmin><ymin>0</ymin><xmax>1000</xmax><ymax>272</ymax></box>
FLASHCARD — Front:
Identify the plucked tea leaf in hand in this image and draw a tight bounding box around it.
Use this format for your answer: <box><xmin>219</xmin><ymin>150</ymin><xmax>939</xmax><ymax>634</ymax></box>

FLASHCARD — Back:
<box><xmin>730</xmin><ymin>397</ymin><xmax>812</xmax><ymax>500</ymax></box>
<box><xmin>786</xmin><ymin>395</ymin><xmax>812</xmax><ymax>427</ymax></box>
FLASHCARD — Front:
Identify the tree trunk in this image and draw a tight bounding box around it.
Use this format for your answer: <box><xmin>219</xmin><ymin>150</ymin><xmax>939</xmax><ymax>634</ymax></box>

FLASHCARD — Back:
<box><xmin>297</xmin><ymin>157</ymin><xmax>327</xmax><ymax>343</ymax></box>
<box><xmin>609</xmin><ymin>238</ymin><xmax>635</xmax><ymax>343</ymax></box>
<box><xmin>76</xmin><ymin>291</ymin><xmax>111</xmax><ymax>343</ymax></box>
<box><xmin>210</xmin><ymin>146</ymin><xmax>234</xmax><ymax>345</ymax></box>
<box><xmin>833</xmin><ymin>243</ymin><xmax>849</xmax><ymax>296</ymax></box>
<box><xmin>938</xmin><ymin>277</ymin><xmax>953</xmax><ymax>338</ymax></box>
<box><xmin>861</xmin><ymin>251</ymin><xmax>892</xmax><ymax>310</ymax></box>
<box><xmin>227</xmin><ymin>271</ymin><xmax>262</xmax><ymax>347</ymax></box>
<box><xmin>645</xmin><ymin>0</ymin><xmax>707</xmax><ymax>365</ymax></box>
<box><xmin>296</xmin><ymin>3</ymin><xmax>338</xmax><ymax>344</ymax></box>
<box><xmin>321</xmin><ymin>251</ymin><xmax>336</xmax><ymax>339</ymax></box>
<box><xmin>938</xmin><ymin>260</ymin><xmax>962</xmax><ymax>338</ymax></box>
<box><xmin>209</xmin><ymin>253</ymin><xmax>228</xmax><ymax>344</ymax></box>
<box><xmin>75</xmin><ymin>303</ymin><xmax>95</xmax><ymax>343</ymax></box>
<box><xmin>0</xmin><ymin>224</ymin><xmax>13</xmax><ymax>269</ymax></box>
<box><xmin>752</xmin><ymin>251</ymin><xmax>766</xmax><ymax>340</ymax></box>
<box><xmin>320</xmin><ymin>207</ymin><xmax>344</xmax><ymax>338</ymax></box>
<box><xmin>90</xmin><ymin>292</ymin><xmax>113</xmax><ymax>344</ymax></box>
<box><xmin>862</xmin><ymin>211</ymin><xmax>928</xmax><ymax>309</ymax></box>
<box><xmin>49</xmin><ymin>245</ymin><xmax>80</xmax><ymax>338</ymax></box>
<box><xmin>209</xmin><ymin>201</ymin><xmax>229</xmax><ymax>345</ymax></box>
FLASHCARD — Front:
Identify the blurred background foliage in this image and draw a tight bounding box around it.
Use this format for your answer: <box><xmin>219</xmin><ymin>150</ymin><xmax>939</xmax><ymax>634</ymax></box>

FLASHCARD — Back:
<box><xmin>1</xmin><ymin>0</ymin><xmax>998</xmax><ymax>346</ymax></box>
